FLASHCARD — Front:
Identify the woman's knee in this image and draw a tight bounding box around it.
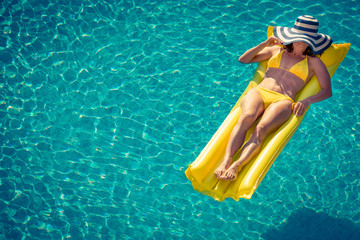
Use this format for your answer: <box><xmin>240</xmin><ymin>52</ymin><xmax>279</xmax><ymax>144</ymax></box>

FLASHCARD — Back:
<box><xmin>252</xmin><ymin>124</ymin><xmax>268</xmax><ymax>142</ymax></box>
<box><xmin>253</xmin><ymin>104</ymin><xmax>292</xmax><ymax>140</ymax></box>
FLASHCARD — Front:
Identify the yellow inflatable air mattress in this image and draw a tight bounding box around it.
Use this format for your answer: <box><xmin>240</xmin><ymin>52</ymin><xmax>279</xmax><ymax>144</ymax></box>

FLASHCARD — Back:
<box><xmin>185</xmin><ymin>26</ymin><xmax>350</xmax><ymax>201</ymax></box>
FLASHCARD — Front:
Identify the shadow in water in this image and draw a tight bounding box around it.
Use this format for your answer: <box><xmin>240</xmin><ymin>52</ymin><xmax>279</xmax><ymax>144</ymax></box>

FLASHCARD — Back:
<box><xmin>262</xmin><ymin>208</ymin><xmax>360</xmax><ymax>240</ymax></box>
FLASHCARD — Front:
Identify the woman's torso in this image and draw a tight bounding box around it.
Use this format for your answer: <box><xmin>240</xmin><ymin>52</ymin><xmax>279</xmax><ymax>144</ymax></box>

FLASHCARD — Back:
<box><xmin>259</xmin><ymin>49</ymin><xmax>315</xmax><ymax>99</ymax></box>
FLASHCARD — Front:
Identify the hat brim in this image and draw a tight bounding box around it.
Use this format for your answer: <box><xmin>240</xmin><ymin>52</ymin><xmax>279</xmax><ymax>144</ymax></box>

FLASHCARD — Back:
<box><xmin>273</xmin><ymin>26</ymin><xmax>333</xmax><ymax>55</ymax></box>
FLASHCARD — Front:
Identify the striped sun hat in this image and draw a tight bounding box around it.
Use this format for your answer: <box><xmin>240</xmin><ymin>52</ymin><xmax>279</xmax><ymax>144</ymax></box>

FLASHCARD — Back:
<box><xmin>273</xmin><ymin>15</ymin><xmax>333</xmax><ymax>55</ymax></box>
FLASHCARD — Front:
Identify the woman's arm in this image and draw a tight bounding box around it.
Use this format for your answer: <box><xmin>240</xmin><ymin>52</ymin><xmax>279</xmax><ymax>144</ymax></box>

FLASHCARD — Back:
<box><xmin>238</xmin><ymin>36</ymin><xmax>282</xmax><ymax>63</ymax></box>
<box><xmin>293</xmin><ymin>57</ymin><xmax>332</xmax><ymax>116</ymax></box>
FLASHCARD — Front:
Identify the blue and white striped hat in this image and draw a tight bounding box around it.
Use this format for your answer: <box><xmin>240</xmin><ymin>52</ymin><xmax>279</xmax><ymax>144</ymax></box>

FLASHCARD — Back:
<box><xmin>273</xmin><ymin>15</ymin><xmax>333</xmax><ymax>55</ymax></box>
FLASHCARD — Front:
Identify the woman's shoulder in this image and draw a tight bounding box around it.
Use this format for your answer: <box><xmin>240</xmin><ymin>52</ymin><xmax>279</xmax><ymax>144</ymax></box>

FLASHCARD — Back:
<box><xmin>271</xmin><ymin>45</ymin><xmax>283</xmax><ymax>53</ymax></box>
<box><xmin>267</xmin><ymin>46</ymin><xmax>283</xmax><ymax>57</ymax></box>
<box><xmin>308</xmin><ymin>55</ymin><xmax>327</xmax><ymax>70</ymax></box>
<box><xmin>308</xmin><ymin>55</ymin><xmax>323</xmax><ymax>63</ymax></box>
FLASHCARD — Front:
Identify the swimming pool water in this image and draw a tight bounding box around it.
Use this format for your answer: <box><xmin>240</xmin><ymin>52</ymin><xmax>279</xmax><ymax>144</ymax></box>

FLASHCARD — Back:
<box><xmin>1</xmin><ymin>0</ymin><xmax>360</xmax><ymax>239</ymax></box>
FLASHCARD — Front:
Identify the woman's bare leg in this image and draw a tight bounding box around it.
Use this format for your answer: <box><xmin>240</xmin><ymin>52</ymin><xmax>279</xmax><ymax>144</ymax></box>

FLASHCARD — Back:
<box><xmin>220</xmin><ymin>100</ymin><xmax>293</xmax><ymax>181</ymax></box>
<box><xmin>214</xmin><ymin>89</ymin><xmax>264</xmax><ymax>179</ymax></box>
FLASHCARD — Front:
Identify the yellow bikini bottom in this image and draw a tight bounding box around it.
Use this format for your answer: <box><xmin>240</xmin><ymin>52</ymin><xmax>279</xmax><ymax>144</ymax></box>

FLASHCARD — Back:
<box><xmin>248</xmin><ymin>81</ymin><xmax>294</xmax><ymax>109</ymax></box>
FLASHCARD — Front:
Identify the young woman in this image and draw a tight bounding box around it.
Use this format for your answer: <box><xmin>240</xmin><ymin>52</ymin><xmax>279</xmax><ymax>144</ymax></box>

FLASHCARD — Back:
<box><xmin>215</xmin><ymin>15</ymin><xmax>333</xmax><ymax>181</ymax></box>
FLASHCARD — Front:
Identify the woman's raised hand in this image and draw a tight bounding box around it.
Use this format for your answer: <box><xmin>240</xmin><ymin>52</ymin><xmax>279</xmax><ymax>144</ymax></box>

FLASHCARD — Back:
<box><xmin>265</xmin><ymin>36</ymin><xmax>282</xmax><ymax>47</ymax></box>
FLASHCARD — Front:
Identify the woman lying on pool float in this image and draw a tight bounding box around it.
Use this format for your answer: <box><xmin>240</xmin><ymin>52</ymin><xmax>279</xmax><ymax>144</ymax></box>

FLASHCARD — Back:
<box><xmin>215</xmin><ymin>15</ymin><xmax>333</xmax><ymax>181</ymax></box>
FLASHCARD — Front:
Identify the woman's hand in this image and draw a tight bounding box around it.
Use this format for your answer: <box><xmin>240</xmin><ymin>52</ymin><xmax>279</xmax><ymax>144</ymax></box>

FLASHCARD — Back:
<box><xmin>293</xmin><ymin>99</ymin><xmax>311</xmax><ymax>116</ymax></box>
<box><xmin>264</xmin><ymin>36</ymin><xmax>282</xmax><ymax>47</ymax></box>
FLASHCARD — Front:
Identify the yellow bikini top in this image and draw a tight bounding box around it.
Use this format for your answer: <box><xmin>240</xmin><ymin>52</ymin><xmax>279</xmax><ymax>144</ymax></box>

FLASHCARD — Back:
<box><xmin>267</xmin><ymin>50</ymin><xmax>309</xmax><ymax>81</ymax></box>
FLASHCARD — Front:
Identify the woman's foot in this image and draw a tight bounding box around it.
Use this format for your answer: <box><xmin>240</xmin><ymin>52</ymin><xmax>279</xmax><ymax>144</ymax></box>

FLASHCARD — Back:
<box><xmin>214</xmin><ymin>158</ymin><xmax>232</xmax><ymax>179</ymax></box>
<box><xmin>220</xmin><ymin>164</ymin><xmax>242</xmax><ymax>181</ymax></box>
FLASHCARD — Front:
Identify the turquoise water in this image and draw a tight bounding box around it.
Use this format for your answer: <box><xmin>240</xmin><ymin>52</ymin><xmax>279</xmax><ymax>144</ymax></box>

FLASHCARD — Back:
<box><xmin>1</xmin><ymin>0</ymin><xmax>360</xmax><ymax>239</ymax></box>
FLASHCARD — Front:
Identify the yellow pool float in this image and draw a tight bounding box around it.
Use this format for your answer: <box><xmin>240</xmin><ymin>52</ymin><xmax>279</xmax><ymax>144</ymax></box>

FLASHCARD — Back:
<box><xmin>185</xmin><ymin>26</ymin><xmax>350</xmax><ymax>201</ymax></box>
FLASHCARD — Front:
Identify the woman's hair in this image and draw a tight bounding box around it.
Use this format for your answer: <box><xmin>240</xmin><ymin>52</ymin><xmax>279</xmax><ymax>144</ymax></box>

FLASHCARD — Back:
<box><xmin>284</xmin><ymin>43</ymin><xmax>319</xmax><ymax>57</ymax></box>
